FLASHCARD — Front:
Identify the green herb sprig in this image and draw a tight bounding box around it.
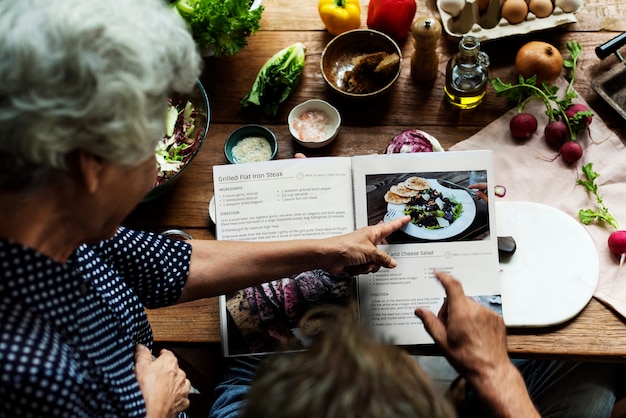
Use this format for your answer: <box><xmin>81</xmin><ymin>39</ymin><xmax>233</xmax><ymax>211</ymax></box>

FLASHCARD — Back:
<box><xmin>577</xmin><ymin>162</ymin><xmax>620</xmax><ymax>230</ymax></box>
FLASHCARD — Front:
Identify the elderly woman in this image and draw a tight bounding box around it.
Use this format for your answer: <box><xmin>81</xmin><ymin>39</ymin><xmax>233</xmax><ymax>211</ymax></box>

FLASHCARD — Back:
<box><xmin>0</xmin><ymin>0</ymin><xmax>409</xmax><ymax>416</ymax></box>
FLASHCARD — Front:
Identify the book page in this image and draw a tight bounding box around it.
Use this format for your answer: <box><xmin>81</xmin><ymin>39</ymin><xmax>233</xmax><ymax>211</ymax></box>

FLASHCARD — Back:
<box><xmin>352</xmin><ymin>151</ymin><xmax>500</xmax><ymax>345</ymax></box>
<box><xmin>213</xmin><ymin>156</ymin><xmax>354</xmax><ymax>242</ymax></box>
<box><xmin>213</xmin><ymin>156</ymin><xmax>356</xmax><ymax>356</ymax></box>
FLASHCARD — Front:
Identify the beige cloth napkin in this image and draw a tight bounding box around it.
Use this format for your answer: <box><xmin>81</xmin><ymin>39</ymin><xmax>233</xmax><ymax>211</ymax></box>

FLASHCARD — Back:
<box><xmin>450</xmin><ymin>77</ymin><xmax>626</xmax><ymax>318</ymax></box>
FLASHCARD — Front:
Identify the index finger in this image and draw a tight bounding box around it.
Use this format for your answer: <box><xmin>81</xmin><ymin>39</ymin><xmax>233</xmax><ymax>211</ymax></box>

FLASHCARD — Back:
<box><xmin>468</xmin><ymin>182</ymin><xmax>487</xmax><ymax>190</ymax></box>
<box><xmin>433</xmin><ymin>270</ymin><xmax>466</xmax><ymax>303</ymax></box>
<box><xmin>374</xmin><ymin>215</ymin><xmax>411</xmax><ymax>242</ymax></box>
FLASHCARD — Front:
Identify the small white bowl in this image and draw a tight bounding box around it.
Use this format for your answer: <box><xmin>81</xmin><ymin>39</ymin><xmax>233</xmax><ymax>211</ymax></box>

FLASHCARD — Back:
<box><xmin>288</xmin><ymin>99</ymin><xmax>341</xmax><ymax>148</ymax></box>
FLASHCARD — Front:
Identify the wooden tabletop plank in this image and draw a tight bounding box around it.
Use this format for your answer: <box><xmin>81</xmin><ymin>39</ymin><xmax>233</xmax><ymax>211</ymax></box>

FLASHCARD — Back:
<box><xmin>145</xmin><ymin>296</ymin><xmax>626</xmax><ymax>361</ymax></box>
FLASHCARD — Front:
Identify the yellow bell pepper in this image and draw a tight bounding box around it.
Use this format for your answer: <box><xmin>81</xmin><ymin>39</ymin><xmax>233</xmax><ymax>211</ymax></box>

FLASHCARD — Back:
<box><xmin>318</xmin><ymin>0</ymin><xmax>361</xmax><ymax>36</ymax></box>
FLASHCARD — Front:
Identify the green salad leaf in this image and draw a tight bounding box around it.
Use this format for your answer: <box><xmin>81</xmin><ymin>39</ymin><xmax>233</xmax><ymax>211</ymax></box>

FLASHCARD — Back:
<box><xmin>241</xmin><ymin>42</ymin><xmax>306</xmax><ymax>117</ymax></box>
<box><xmin>172</xmin><ymin>0</ymin><xmax>263</xmax><ymax>57</ymax></box>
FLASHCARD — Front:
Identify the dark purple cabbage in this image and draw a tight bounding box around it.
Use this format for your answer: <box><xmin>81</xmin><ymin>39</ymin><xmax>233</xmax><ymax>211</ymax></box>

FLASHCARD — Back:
<box><xmin>384</xmin><ymin>129</ymin><xmax>434</xmax><ymax>154</ymax></box>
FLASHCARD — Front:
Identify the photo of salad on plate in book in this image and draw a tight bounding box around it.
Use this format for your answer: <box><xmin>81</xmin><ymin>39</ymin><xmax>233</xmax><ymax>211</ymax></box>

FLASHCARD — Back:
<box><xmin>368</xmin><ymin>171</ymin><xmax>489</xmax><ymax>243</ymax></box>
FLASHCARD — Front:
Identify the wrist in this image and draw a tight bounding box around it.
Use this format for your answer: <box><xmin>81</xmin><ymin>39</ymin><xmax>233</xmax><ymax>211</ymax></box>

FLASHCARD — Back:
<box><xmin>468</xmin><ymin>362</ymin><xmax>540</xmax><ymax>418</ymax></box>
<box><xmin>145</xmin><ymin>404</ymin><xmax>165</xmax><ymax>418</ymax></box>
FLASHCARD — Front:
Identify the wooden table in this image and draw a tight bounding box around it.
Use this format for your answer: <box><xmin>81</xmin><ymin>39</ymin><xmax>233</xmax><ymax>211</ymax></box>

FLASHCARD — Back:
<box><xmin>126</xmin><ymin>0</ymin><xmax>626</xmax><ymax>361</ymax></box>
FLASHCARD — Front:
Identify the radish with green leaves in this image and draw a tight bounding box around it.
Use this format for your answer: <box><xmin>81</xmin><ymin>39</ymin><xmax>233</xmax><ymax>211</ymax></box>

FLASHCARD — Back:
<box><xmin>565</xmin><ymin>103</ymin><xmax>593</xmax><ymax>134</ymax></box>
<box><xmin>490</xmin><ymin>41</ymin><xmax>593</xmax><ymax>163</ymax></box>
<box><xmin>577</xmin><ymin>163</ymin><xmax>625</xmax><ymax>268</ymax></box>
<box><xmin>509</xmin><ymin>113</ymin><xmax>538</xmax><ymax>139</ymax></box>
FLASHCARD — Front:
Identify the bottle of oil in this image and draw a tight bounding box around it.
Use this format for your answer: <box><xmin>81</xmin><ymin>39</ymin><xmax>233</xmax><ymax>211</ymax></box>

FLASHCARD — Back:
<box><xmin>444</xmin><ymin>35</ymin><xmax>489</xmax><ymax>109</ymax></box>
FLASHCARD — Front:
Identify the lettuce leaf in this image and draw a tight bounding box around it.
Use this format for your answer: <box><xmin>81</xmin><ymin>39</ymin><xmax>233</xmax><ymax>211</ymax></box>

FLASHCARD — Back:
<box><xmin>241</xmin><ymin>42</ymin><xmax>306</xmax><ymax>117</ymax></box>
<box><xmin>173</xmin><ymin>0</ymin><xmax>263</xmax><ymax>57</ymax></box>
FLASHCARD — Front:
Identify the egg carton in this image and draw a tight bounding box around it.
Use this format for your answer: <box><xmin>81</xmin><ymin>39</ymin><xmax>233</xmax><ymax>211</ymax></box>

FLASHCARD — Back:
<box><xmin>436</xmin><ymin>0</ymin><xmax>582</xmax><ymax>42</ymax></box>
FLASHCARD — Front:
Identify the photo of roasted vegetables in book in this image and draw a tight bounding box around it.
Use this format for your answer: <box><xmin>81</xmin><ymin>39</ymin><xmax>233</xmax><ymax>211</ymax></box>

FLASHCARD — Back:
<box><xmin>224</xmin><ymin>270</ymin><xmax>354</xmax><ymax>355</ymax></box>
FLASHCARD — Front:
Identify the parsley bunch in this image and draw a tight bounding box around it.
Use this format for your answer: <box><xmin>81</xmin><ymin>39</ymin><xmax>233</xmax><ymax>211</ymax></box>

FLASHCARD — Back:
<box><xmin>577</xmin><ymin>163</ymin><xmax>620</xmax><ymax>230</ymax></box>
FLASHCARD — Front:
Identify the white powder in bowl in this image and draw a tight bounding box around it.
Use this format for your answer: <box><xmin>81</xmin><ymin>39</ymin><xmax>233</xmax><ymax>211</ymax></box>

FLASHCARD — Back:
<box><xmin>232</xmin><ymin>136</ymin><xmax>273</xmax><ymax>163</ymax></box>
<box><xmin>292</xmin><ymin>110</ymin><xmax>330</xmax><ymax>142</ymax></box>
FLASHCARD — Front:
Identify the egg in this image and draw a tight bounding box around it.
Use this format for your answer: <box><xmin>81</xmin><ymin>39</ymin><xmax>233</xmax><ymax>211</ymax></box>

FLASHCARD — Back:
<box><xmin>555</xmin><ymin>0</ymin><xmax>583</xmax><ymax>13</ymax></box>
<box><xmin>529</xmin><ymin>0</ymin><xmax>553</xmax><ymax>17</ymax></box>
<box><xmin>501</xmin><ymin>0</ymin><xmax>528</xmax><ymax>24</ymax></box>
<box><xmin>438</xmin><ymin>0</ymin><xmax>466</xmax><ymax>17</ymax></box>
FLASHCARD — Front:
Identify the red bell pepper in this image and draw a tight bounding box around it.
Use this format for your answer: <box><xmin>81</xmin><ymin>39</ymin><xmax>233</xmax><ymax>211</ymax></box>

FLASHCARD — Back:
<box><xmin>367</xmin><ymin>0</ymin><xmax>417</xmax><ymax>40</ymax></box>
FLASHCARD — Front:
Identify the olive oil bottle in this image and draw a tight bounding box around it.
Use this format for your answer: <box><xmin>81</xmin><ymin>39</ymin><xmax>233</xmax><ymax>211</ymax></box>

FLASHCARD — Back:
<box><xmin>444</xmin><ymin>35</ymin><xmax>490</xmax><ymax>109</ymax></box>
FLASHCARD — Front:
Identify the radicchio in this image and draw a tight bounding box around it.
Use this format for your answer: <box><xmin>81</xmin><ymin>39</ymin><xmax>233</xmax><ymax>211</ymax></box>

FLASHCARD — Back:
<box><xmin>384</xmin><ymin>129</ymin><xmax>442</xmax><ymax>154</ymax></box>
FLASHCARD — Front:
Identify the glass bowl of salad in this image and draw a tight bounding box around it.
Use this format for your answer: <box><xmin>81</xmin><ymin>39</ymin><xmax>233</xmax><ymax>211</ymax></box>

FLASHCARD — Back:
<box><xmin>143</xmin><ymin>80</ymin><xmax>210</xmax><ymax>202</ymax></box>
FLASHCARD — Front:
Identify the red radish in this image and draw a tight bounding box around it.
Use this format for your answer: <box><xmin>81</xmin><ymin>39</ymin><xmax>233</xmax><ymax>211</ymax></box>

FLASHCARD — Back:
<box><xmin>565</xmin><ymin>103</ymin><xmax>593</xmax><ymax>133</ymax></box>
<box><xmin>509</xmin><ymin>113</ymin><xmax>538</xmax><ymax>139</ymax></box>
<box><xmin>544</xmin><ymin>120</ymin><xmax>568</xmax><ymax>148</ymax></box>
<box><xmin>560</xmin><ymin>141</ymin><xmax>583</xmax><ymax>164</ymax></box>
<box><xmin>608</xmin><ymin>231</ymin><xmax>626</xmax><ymax>267</ymax></box>
<box><xmin>494</xmin><ymin>185</ymin><xmax>507</xmax><ymax>197</ymax></box>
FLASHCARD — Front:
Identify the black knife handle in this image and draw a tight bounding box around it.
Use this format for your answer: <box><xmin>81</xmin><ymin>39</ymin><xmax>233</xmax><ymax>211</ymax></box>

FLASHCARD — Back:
<box><xmin>596</xmin><ymin>32</ymin><xmax>626</xmax><ymax>60</ymax></box>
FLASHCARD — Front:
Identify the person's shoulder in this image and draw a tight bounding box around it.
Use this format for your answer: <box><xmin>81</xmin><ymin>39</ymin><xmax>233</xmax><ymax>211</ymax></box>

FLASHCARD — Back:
<box><xmin>89</xmin><ymin>227</ymin><xmax>158</xmax><ymax>259</ymax></box>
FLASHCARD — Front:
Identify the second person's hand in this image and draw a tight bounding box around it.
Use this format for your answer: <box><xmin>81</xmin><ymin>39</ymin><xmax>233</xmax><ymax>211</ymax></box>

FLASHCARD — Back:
<box><xmin>414</xmin><ymin>270</ymin><xmax>540</xmax><ymax>418</ymax></box>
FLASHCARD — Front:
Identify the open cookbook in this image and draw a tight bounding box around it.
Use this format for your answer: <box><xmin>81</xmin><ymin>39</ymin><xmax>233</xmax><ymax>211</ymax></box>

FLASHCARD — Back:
<box><xmin>213</xmin><ymin>151</ymin><xmax>500</xmax><ymax>356</ymax></box>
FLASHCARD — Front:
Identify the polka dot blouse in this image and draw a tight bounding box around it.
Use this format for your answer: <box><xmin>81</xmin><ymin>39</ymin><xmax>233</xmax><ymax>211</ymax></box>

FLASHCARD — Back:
<box><xmin>0</xmin><ymin>227</ymin><xmax>192</xmax><ymax>417</ymax></box>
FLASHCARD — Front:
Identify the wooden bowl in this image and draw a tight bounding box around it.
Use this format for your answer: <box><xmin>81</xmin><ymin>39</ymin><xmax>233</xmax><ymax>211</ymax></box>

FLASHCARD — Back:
<box><xmin>320</xmin><ymin>29</ymin><xmax>402</xmax><ymax>101</ymax></box>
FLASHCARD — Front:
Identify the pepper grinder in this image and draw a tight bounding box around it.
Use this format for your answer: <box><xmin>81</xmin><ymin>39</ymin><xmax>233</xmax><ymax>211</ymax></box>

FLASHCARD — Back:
<box><xmin>410</xmin><ymin>16</ymin><xmax>442</xmax><ymax>82</ymax></box>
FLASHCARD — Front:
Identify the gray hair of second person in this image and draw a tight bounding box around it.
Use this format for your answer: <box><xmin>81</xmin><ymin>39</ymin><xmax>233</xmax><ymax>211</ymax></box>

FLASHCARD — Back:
<box><xmin>241</xmin><ymin>304</ymin><xmax>456</xmax><ymax>418</ymax></box>
<box><xmin>0</xmin><ymin>0</ymin><xmax>202</xmax><ymax>190</ymax></box>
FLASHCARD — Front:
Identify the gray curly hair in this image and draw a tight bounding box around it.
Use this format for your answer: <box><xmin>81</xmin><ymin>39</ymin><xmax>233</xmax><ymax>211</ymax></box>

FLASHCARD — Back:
<box><xmin>0</xmin><ymin>0</ymin><xmax>202</xmax><ymax>189</ymax></box>
<box><xmin>242</xmin><ymin>304</ymin><xmax>456</xmax><ymax>418</ymax></box>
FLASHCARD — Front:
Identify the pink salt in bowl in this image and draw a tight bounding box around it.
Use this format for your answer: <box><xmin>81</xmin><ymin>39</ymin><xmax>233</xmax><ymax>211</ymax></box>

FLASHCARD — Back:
<box><xmin>288</xmin><ymin>99</ymin><xmax>341</xmax><ymax>148</ymax></box>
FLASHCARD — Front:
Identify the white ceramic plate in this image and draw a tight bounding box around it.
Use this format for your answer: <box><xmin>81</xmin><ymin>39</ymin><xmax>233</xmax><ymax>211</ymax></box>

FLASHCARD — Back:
<box><xmin>497</xmin><ymin>201</ymin><xmax>599</xmax><ymax>327</ymax></box>
<box><xmin>387</xmin><ymin>179</ymin><xmax>476</xmax><ymax>240</ymax></box>
<box><xmin>209</xmin><ymin>196</ymin><xmax>216</xmax><ymax>224</ymax></box>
